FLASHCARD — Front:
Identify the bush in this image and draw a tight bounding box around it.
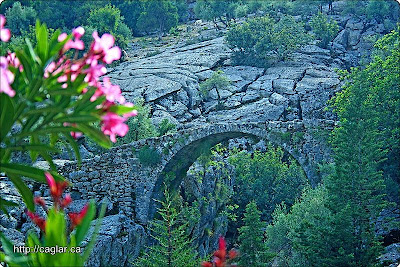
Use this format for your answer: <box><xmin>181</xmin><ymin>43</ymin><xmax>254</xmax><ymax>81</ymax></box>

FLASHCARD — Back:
<box><xmin>157</xmin><ymin>118</ymin><xmax>176</xmax><ymax>136</ymax></box>
<box><xmin>342</xmin><ymin>0</ymin><xmax>366</xmax><ymax>17</ymax></box>
<box><xmin>265</xmin><ymin>186</ymin><xmax>333</xmax><ymax>266</ymax></box>
<box><xmin>310</xmin><ymin>12</ymin><xmax>339</xmax><ymax>48</ymax></box>
<box><xmin>138</xmin><ymin>145</ymin><xmax>161</xmax><ymax>166</ymax></box>
<box><xmin>226</xmin><ymin>15</ymin><xmax>309</xmax><ymax>66</ymax></box>
<box><xmin>0</xmin><ymin>18</ymin><xmax>135</xmax><ymax>266</ymax></box>
<box><xmin>116</xmin><ymin>99</ymin><xmax>156</xmax><ymax>144</ymax></box>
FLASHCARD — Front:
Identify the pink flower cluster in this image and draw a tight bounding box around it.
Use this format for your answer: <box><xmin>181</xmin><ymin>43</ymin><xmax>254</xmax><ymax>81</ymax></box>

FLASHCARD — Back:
<box><xmin>45</xmin><ymin>26</ymin><xmax>137</xmax><ymax>142</ymax></box>
<box><xmin>0</xmin><ymin>12</ymin><xmax>137</xmax><ymax>143</ymax></box>
<box><xmin>0</xmin><ymin>15</ymin><xmax>15</xmax><ymax>97</ymax></box>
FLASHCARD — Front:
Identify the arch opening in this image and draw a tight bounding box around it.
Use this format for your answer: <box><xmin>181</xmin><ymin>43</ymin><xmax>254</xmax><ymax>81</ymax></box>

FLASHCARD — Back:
<box><xmin>148</xmin><ymin>129</ymin><xmax>311</xmax><ymax>224</ymax></box>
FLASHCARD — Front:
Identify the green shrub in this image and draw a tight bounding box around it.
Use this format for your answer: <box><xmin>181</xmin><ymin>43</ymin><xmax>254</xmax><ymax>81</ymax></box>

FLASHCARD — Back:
<box><xmin>138</xmin><ymin>145</ymin><xmax>161</xmax><ymax>166</ymax></box>
<box><xmin>310</xmin><ymin>12</ymin><xmax>339</xmax><ymax>48</ymax></box>
<box><xmin>226</xmin><ymin>15</ymin><xmax>309</xmax><ymax>67</ymax></box>
<box><xmin>342</xmin><ymin>0</ymin><xmax>366</xmax><ymax>17</ymax></box>
<box><xmin>157</xmin><ymin>118</ymin><xmax>176</xmax><ymax>136</ymax></box>
<box><xmin>116</xmin><ymin>99</ymin><xmax>157</xmax><ymax>144</ymax></box>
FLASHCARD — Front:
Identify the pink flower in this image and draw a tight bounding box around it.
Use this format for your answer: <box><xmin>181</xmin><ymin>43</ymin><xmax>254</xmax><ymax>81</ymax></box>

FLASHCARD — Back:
<box><xmin>101</xmin><ymin>112</ymin><xmax>129</xmax><ymax>142</ymax></box>
<box><xmin>72</xmin><ymin>26</ymin><xmax>85</xmax><ymax>39</ymax></box>
<box><xmin>0</xmin><ymin>56</ymin><xmax>15</xmax><ymax>97</ymax></box>
<box><xmin>100</xmin><ymin>77</ymin><xmax>125</xmax><ymax>103</ymax></box>
<box><xmin>84</xmin><ymin>59</ymin><xmax>107</xmax><ymax>87</ymax></box>
<box><xmin>65</xmin><ymin>39</ymin><xmax>84</xmax><ymax>51</ymax></box>
<box><xmin>91</xmin><ymin>32</ymin><xmax>121</xmax><ymax>64</ymax></box>
<box><xmin>64</xmin><ymin>26</ymin><xmax>85</xmax><ymax>51</ymax></box>
<box><xmin>6</xmin><ymin>52</ymin><xmax>21</xmax><ymax>71</ymax></box>
<box><xmin>0</xmin><ymin>15</ymin><xmax>11</xmax><ymax>42</ymax></box>
<box><xmin>45</xmin><ymin>172</ymin><xmax>68</xmax><ymax>202</ymax></box>
<box><xmin>63</xmin><ymin>122</ymin><xmax>82</xmax><ymax>139</ymax></box>
<box><xmin>58</xmin><ymin>33</ymin><xmax>68</xmax><ymax>42</ymax></box>
<box><xmin>60</xmin><ymin>194</ymin><xmax>72</xmax><ymax>209</ymax></box>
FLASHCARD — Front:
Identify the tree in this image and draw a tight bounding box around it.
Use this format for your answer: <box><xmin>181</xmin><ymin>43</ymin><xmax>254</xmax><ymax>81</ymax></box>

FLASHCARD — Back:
<box><xmin>194</xmin><ymin>0</ymin><xmax>239</xmax><ymax>28</ymax></box>
<box><xmin>265</xmin><ymin>186</ymin><xmax>334</xmax><ymax>266</ymax></box>
<box><xmin>5</xmin><ymin>1</ymin><xmax>36</xmax><ymax>35</ymax></box>
<box><xmin>228</xmin><ymin>146</ymin><xmax>307</xmax><ymax>235</ymax></box>
<box><xmin>86</xmin><ymin>4</ymin><xmax>132</xmax><ymax>50</ymax></box>
<box><xmin>136</xmin><ymin>0</ymin><xmax>178</xmax><ymax>35</ymax></box>
<box><xmin>226</xmin><ymin>15</ymin><xmax>309</xmax><ymax>66</ymax></box>
<box><xmin>321</xmin><ymin>27</ymin><xmax>400</xmax><ymax>266</ymax></box>
<box><xmin>134</xmin><ymin>188</ymin><xmax>198</xmax><ymax>267</ymax></box>
<box><xmin>287</xmin><ymin>0</ymin><xmax>330</xmax><ymax>16</ymax></box>
<box><xmin>238</xmin><ymin>201</ymin><xmax>270</xmax><ymax>266</ymax></box>
<box><xmin>199</xmin><ymin>70</ymin><xmax>231</xmax><ymax>101</ymax></box>
<box><xmin>366</xmin><ymin>0</ymin><xmax>399</xmax><ymax>24</ymax></box>
<box><xmin>310</xmin><ymin>12</ymin><xmax>339</xmax><ymax>48</ymax></box>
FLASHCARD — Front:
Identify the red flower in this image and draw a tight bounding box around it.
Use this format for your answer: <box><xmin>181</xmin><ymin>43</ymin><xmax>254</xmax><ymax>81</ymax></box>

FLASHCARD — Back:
<box><xmin>60</xmin><ymin>194</ymin><xmax>72</xmax><ymax>209</ymax></box>
<box><xmin>34</xmin><ymin>197</ymin><xmax>46</xmax><ymax>207</ymax></box>
<box><xmin>27</xmin><ymin>211</ymin><xmax>46</xmax><ymax>232</ymax></box>
<box><xmin>68</xmin><ymin>204</ymin><xmax>88</xmax><ymax>230</ymax></box>
<box><xmin>229</xmin><ymin>249</ymin><xmax>238</xmax><ymax>259</ymax></box>
<box><xmin>45</xmin><ymin>172</ymin><xmax>68</xmax><ymax>202</ymax></box>
<box><xmin>202</xmin><ymin>237</ymin><xmax>237</xmax><ymax>267</ymax></box>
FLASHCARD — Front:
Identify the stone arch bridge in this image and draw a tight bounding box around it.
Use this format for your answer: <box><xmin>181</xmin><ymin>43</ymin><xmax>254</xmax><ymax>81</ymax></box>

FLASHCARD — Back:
<box><xmin>59</xmin><ymin>119</ymin><xmax>334</xmax><ymax>224</ymax></box>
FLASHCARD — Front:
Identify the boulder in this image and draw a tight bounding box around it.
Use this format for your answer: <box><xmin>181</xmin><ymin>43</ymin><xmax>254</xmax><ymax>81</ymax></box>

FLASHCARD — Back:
<box><xmin>85</xmin><ymin>215</ymin><xmax>146</xmax><ymax>267</ymax></box>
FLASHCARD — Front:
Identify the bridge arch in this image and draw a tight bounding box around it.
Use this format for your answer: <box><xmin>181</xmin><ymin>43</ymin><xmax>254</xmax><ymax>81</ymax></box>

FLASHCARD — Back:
<box><xmin>146</xmin><ymin>123</ymin><xmax>314</xmax><ymax>222</ymax></box>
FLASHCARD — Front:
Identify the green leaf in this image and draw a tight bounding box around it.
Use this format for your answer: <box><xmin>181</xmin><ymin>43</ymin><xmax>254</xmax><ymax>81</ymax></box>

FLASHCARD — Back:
<box><xmin>25</xmin><ymin>106</ymin><xmax>64</xmax><ymax>115</ymax></box>
<box><xmin>26</xmin><ymin>37</ymin><xmax>41</xmax><ymax>65</ymax></box>
<box><xmin>0</xmin><ymin>196</ymin><xmax>18</xmax><ymax>216</ymax></box>
<box><xmin>7</xmin><ymin>144</ymin><xmax>60</xmax><ymax>153</ymax></box>
<box><xmin>0</xmin><ymin>93</ymin><xmax>15</xmax><ymax>142</ymax></box>
<box><xmin>54</xmin><ymin>114</ymin><xmax>99</xmax><ymax>123</ymax></box>
<box><xmin>76</xmin><ymin>124</ymin><xmax>111</xmax><ymax>148</ymax></box>
<box><xmin>0</xmin><ymin>232</ymin><xmax>29</xmax><ymax>266</ymax></box>
<box><xmin>74</xmin><ymin>201</ymin><xmax>96</xmax><ymax>244</ymax></box>
<box><xmin>15</xmin><ymin>50</ymin><xmax>32</xmax><ymax>81</ymax></box>
<box><xmin>36</xmin><ymin>21</ymin><xmax>49</xmax><ymax>63</ymax></box>
<box><xmin>0</xmin><ymin>163</ymin><xmax>64</xmax><ymax>183</ymax></box>
<box><xmin>8</xmin><ymin>174</ymin><xmax>34</xmax><ymax>211</ymax></box>
<box><xmin>45</xmin><ymin>208</ymin><xmax>67</xmax><ymax>247</ymax></box>
<box><xmin>63</xmin><ymin>133</ymin><xmax>81</xmax><ymax>165</ymax></box>
<box><xmin>108</xmin><ymin>104</ymin><xmax>137</xmax><ymax>115</ymax></box>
